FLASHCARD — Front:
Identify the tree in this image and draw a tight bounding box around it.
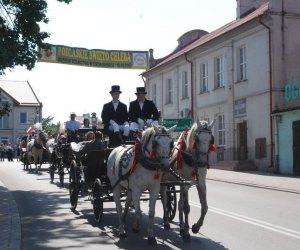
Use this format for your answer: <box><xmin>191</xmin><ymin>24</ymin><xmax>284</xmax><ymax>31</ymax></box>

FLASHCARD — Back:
<box><xmin>0</xmin><ymin>0</ymin><xmax>72</xmax><ymax>75</ymax></box>
<box><xmin>0</xmin><ymin>100</ymin><xmax>11</xmax><ymax>116</ymax></box>
<box><xmin>0</xmin><ymin>90</ymin><xmax>11</xmax><ymax>117</ymax></box>
<box><xmin>42</xmin><ymin>115</ymin><xmax>61</xmax><ymax>136</ymax></box>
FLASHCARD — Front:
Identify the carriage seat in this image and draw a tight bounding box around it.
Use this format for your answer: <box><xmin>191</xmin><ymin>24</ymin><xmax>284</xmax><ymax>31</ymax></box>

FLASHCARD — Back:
<box><xmin>85</xmin><ymin>150</ymin><xmax>107</xmax><ymax>183</ymax></box>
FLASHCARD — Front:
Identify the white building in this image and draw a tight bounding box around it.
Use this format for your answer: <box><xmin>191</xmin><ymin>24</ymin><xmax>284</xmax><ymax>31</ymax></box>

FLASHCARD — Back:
<box><xmin>142</xmin><ymin>0</ymin><xmax>300</xmax><ymax>174</ymax></box>
<box><xmin>0</xmin><ymin>80</ymin><xmax>42</xmax><ymax>146</ymax></box>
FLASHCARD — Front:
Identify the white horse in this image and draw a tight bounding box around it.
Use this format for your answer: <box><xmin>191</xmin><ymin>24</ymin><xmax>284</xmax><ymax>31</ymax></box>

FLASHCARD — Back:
<box><xmin>107</xmin><ymin>125</ymin><xmax>176</xmax><ymax>245</ymax></box>
<box><xmin>161</xmin><ymin>119</ymin><xmax>216</xmax><ymax>242</ymax></box>
<box><xmin>26</xmin><ymin>129</ymin><xmax>48</xmax><ymax>173</ymax></box>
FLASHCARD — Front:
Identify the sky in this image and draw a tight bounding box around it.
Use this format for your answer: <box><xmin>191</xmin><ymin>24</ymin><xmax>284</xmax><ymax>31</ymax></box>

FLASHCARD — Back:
<box><xmin>1</xmin><ymin>0</ymin><xmax>237</xmax><ymax>124</ymax></box>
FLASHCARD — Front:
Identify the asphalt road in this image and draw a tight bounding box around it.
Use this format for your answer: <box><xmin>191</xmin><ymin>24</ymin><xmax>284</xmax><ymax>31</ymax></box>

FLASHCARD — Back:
<box><xmin>1</xmin><ymin>161</ymin><xmax>300</xmax><ymax>250</ymax></box>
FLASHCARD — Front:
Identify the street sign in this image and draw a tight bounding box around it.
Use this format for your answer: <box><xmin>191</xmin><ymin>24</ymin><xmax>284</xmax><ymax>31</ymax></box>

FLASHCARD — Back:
<box><xmin>163</xmin><ymin>118</ymin><xmax>192</xmax><ymax>132</ymax></box>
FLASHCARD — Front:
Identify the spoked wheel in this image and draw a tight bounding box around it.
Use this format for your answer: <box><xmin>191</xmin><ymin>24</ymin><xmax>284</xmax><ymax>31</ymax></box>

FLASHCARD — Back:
<box><xmin>49</xmin><ymin>164</ymin><xmax>55</xmax><ymax>183</ymax></box>
<box><xmin>69</xmin><ymin>160</ymin><xmax>78</xmax><ymax>183</ymax></box>
<box><xmin>93</xmin><ymin>178</ymin><xmax>104</xmax><ymax>224</ymax></box>
<box><xmin>23</xmin><ymin>153</ymin><xmax>29</xmax><ymax>171</ymax></box>
<box><xmin>69</xmin><ymin>182</ymin><xmax>79</xmax><ymax>210</ymax></box>
<box><xmin>69</xmin><ymin>160</ymin><xmax>79</xmax><ymax>209</ymax></box>
<box><xmin>166</xmin><ymin>185</ymin><xmax>177</xmax><ymax>222</ymax></box>
<box><xmin>58</xmin><ymin>163</ymin><xmax>64</xmax><ymax>187</ymax></box>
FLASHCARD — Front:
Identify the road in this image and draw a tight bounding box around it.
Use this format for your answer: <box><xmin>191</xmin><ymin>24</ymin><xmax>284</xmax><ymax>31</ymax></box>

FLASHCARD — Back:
<box><xmin>1</xmin><ymin>161</ymin><xmax>300</xmax><ymax>249</ymax></box>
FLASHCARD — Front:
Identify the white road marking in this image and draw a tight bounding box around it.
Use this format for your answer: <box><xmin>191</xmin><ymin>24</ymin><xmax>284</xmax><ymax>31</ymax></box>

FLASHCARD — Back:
<box><xmin>189</xmin><ymin>200</ymin><xmax>300</xmax><ymax>240</ymax></box>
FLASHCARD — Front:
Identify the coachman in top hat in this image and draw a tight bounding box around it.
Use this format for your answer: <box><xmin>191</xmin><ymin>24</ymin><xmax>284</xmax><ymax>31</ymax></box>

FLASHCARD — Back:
<box><xmin>129</xmin><ymin>86</ymin><xmax>159</xmax><ymax>138</ymax></box>
<box><xmin>101</xmin><ymin>85</ymin><xmax>129</xmax><ymax>146</ymax></box>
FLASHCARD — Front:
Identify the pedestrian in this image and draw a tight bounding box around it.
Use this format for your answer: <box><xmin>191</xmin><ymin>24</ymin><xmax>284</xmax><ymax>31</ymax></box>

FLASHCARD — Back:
<box><xmin>0</xmin><ymin>143</ymin><xmax>5</xmax><ymax>161</ymax></box>
<box><xmin>5</xmin><ymin>143</ymin><xmax>13</xmax><ymax>161</ymax></box>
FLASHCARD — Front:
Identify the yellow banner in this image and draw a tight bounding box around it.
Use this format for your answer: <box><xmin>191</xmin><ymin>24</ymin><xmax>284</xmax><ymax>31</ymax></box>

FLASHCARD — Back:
<box><xmin>38</xmin><ymin>44</ymin><xmax>148</xmax><ymax>69</ymax></box>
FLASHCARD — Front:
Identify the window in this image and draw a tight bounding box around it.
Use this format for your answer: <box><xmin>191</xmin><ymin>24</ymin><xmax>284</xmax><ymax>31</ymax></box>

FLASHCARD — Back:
<box><xmin>200</xmin><ymin>62</ymin><xmax>208</xmax><ymax>93</ymax></box>
<box><xmin>238</xmin><ymin>46</ymin><xmax>247</xmax><ymax>81</ymax></box>
<box><xmin>0</xmin><ymin>115</ymin><xmax>9</xmax><ymax>129</ymax></box>
<box><xmin>152</xmin><ymin>83</ymin><xmax>157</xmax><ymax>104</ymax></box>
<box><xmin>166</xmin><ymin>78</ymin><xmax>173</xmax><ymax>104</ymax></box>
<box><xmin>0</xmin><ymin>137</ymin><xmax>8</xmax><ymax>144</ymax></box>
<box><xmin>215</xmin><ymin>56</ymin><xmax>224</xmax><ymax>88</ymax></box>
<box><xmin>182</xmin><ymin>71</ymin><xmax>189</xmax><ymax>99</ymax></box>
<box><xmin>20</xmin><ymin>112</ymin><xmax>27</xmax><ymax>124</ymax></box>
<box><xmin>218</xmin><ymin>115</ymin><xmax>225</xmax><ymax>146</ymax></box>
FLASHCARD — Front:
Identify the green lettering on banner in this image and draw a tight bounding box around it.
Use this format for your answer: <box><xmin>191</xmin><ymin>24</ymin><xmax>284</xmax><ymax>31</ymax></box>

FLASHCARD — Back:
<box><xmin>38</xmin><ymin>44</ymin><xmax>148</xmax><ymax>70</ymax></box>
<box><xmin>163</xmin><ymin>119</ymin><xmax>192</xmax><ymax>132</ymax></box>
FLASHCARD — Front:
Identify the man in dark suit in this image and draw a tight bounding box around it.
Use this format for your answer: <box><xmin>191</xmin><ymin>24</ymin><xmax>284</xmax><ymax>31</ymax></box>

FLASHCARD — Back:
<box><xmin>101</xmin><ymin>85</ymin><xmax>129</xmax><ymax>146</ymax></box>
<box><xmin>129</xmin><ymin>87</ymin><xmax>159</xmax><ymax>137</ymax></box>
<box><xmin>78</xmin><ymin>131</ymin><xmax>106</xmax><ymax>182</ymax></box>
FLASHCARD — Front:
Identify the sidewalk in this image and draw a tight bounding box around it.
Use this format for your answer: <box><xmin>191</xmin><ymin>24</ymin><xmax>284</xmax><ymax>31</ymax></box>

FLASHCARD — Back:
<box><xmin>207</xmin><ymin>168</ymin><xmax>300</xmax><ymax>194</ymax></box>
<box><xmin>0</xmin><ymin>173</ymin><xmax>21</xmax><ymax>250</ymax></box>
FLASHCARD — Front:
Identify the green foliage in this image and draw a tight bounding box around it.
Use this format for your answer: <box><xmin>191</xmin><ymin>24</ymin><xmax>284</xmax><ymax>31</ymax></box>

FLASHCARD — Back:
<box><xmin>0</xmin><ymin>0</ymin><xmax>72</xmax><ymax>75</ymax></box>
<box><xmin>0</xmin><ymin>100</ymin><xmax>11</xmax><ymax>116</ymax></box>
<box><xmin>42</xmin><ymin>115</ymin><xmax>61</xmax><ymax>136</ymax></box>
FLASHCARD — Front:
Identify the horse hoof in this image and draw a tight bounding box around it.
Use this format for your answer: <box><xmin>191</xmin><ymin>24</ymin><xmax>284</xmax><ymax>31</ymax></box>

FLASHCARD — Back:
<box><xmin>183</xmin><ymin>233</ymin><xmax>191</xmax><ymax>243</ymax></box>
<box><xmin>164</xmin><ymin>224</ymin><xmax>170</xmax><ymax>230</ymax></box>
<box><xmin>192</xmin><ymin>224</ymin><xmax>199</xmax><ymax>234</ymax></box>
<box><xmin>119</xmin><ymin>233</ymin><xmax>127</xmax><ymax>239</ymax></box>
<box><xmin>148</xmin><ymin>237</ymin><xmax>157</xmax><ymax>245</ymax></box>
<box><xmin>180</xmin><ymin>229</ymin><xmax>184</xmax><ymax>236</ymax></box>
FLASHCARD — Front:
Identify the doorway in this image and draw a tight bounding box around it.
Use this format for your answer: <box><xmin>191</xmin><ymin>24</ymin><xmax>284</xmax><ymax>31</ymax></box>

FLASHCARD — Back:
<box><xmin>237</xmin><ymin>121</ymin><xmax>248</xmax><ymax>160</ymax></box>
<box><xmin>293</xmin><ymin>120</ymin><xmax>300</xmax><ymax>175</ymax></box>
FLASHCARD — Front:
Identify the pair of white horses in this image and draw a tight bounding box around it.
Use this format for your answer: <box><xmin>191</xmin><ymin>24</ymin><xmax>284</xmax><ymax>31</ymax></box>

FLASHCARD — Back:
<box><xmin>106</xmin><ymin>119</ymin><xmax>215</xmax><ymax>244</ymax></box>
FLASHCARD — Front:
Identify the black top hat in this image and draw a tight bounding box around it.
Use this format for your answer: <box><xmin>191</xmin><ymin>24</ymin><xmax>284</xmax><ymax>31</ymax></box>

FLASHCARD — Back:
<box><xmin>109</xmin><ymin>85</ymin><xmax>122</xmax><ymax>94</ymax></box>
<box><xmin>135</xmin><ymin>87</ymin><xmax>147</xmax><ymax>95</ymax></box>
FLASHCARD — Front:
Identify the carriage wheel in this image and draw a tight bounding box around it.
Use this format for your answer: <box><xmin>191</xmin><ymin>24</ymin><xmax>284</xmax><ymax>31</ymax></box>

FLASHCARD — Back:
<box><xmin>69</xmin><ymin>182</ymin><xmax>79</xmax><ymax>209</ymax></box>
<box><xmin>23</xmin><ymin>153</ymin><xmax>29</xmax><ymax>171</ymax></box>
<box><xmin>69</xmin><ymin>160</ymin><xmax>78</xmax><ymax>183</ymax></box>
<box><xmin>49</xmin><ymin>164</ymin><xmax>55</xmax><ymax>183</ymax></box>
<box><xmin>166</xmin><ymin>185</ymin><xmax>177</xmax><ymax>222</ymax></box>
<box><xmin>93</xmin><ymin>178</ymin><xmax>104</xmax><ymax>224</ymax></box>
<box><xmin>58</xmin><ymin>163</ymin><xmax>64</xmax><ymax>187</ymax></box>
<box><xmin>69</xmin><ymin>161</ymin><xmax>79</xmax><ymax>209</ymax></box>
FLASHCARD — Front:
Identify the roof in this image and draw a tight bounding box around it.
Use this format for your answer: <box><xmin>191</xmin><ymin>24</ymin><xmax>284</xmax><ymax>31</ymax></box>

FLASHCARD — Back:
<box><xmin>0</xmin><ymin>80</ymin><xmax>41</xmax><ymax>106</ymax></box>
<box><xmin>143</xmin><ymin>3</ymin><xmax>269</xmax><ymax>74</ymax></box>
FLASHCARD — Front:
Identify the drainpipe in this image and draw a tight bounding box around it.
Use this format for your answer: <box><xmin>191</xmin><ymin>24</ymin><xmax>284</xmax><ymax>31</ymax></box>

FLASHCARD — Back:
<box><xmin>184</xmin><ymin>53</ymin><xmax>194</xmax><ymax>120</ymax></box>
<box><xmin>259</xmin><ymin>15</ymin><xmax>274</xmax><ymax>168</ymax></box>
<box><xmin>141</xmin><ymin>75</ymin><xmax>146</xmax><ymax>86</ymax></box>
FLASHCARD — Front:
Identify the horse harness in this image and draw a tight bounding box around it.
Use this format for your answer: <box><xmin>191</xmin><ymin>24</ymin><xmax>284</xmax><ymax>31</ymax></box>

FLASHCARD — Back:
<box><xmin>175</xmin><ymin>128</ymin><xmax>214</xmax><ymax>170</ymax></box>
<box><xmin>139</xmin><ymin>130</ymin><xmax>171</xmax><ymax>171</ymax></box>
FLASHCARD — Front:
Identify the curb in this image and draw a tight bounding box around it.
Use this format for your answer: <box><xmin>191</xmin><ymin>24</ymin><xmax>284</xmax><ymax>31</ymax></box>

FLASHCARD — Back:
<box><xmin>208</xmin><ymin>177</ymin><xmax>300</xmax><ymax>195</ymax></box>
<box><xmin>0</xmin><ymin>180</ymin><xmax>21</xmax><ymax>250</ymax></box>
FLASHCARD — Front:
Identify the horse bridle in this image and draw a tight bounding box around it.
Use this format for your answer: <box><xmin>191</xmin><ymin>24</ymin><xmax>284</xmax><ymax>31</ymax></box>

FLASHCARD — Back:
<box><xmin>193</xmin><ymin>129</ymin><xmax>213</xmax><ymax>164</ymax></box>
<box><xmin>143</xmin><ymin>131</ymin><xmax>171</xmax><ymax>161</ymax></box>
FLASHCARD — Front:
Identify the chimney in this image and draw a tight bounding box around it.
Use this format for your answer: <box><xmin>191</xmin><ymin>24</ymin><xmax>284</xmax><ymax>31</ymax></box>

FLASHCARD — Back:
<box><xmin>236</xmin><ymin>0</ymin><xmax>268</xmax><ymax>19</ymax></box>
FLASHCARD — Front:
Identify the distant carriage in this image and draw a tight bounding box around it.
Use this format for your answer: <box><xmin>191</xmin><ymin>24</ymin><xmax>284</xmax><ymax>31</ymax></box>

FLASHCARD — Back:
<box><xmin>24</xmin><ymin>124</ymin><xmax>50</xmax><ymax>173</ymax></box>
<box><xmin>49</xmin><ymin>128</ymin><xmax>100</xmax><ymax>186</ymax></box>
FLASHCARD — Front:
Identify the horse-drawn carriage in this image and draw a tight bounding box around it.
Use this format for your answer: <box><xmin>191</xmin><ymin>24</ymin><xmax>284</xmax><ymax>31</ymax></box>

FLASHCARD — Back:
<box><xmin>66</xmin><ymin>119</ymin><xmax>216</xmax><ymax>244</ymax></box>
<box><xmin>21</xmin><ymin>125</ymin><xmax>52</xmax><ymax>173</ymax></box>
<box><xmin>66</xmin><ymin>125</ymin><xmax>185</xmax><ymax>243</ymax></box>
<box><xmin>49</xmin><ymin>128</ymin><xmax>104</xmax><ymax>186</ymax></box>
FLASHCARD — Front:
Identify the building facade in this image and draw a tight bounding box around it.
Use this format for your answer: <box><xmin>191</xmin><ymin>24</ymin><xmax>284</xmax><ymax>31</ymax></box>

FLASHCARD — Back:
<box><xmin>142</xmin><ymin>0</ymin><xmax>300</xmax><ymax>175</ymax></box>
<box><xmin>0</xmin><ymin>80</ymin><xmax>42</xmax><ymax>146</ymax></box>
